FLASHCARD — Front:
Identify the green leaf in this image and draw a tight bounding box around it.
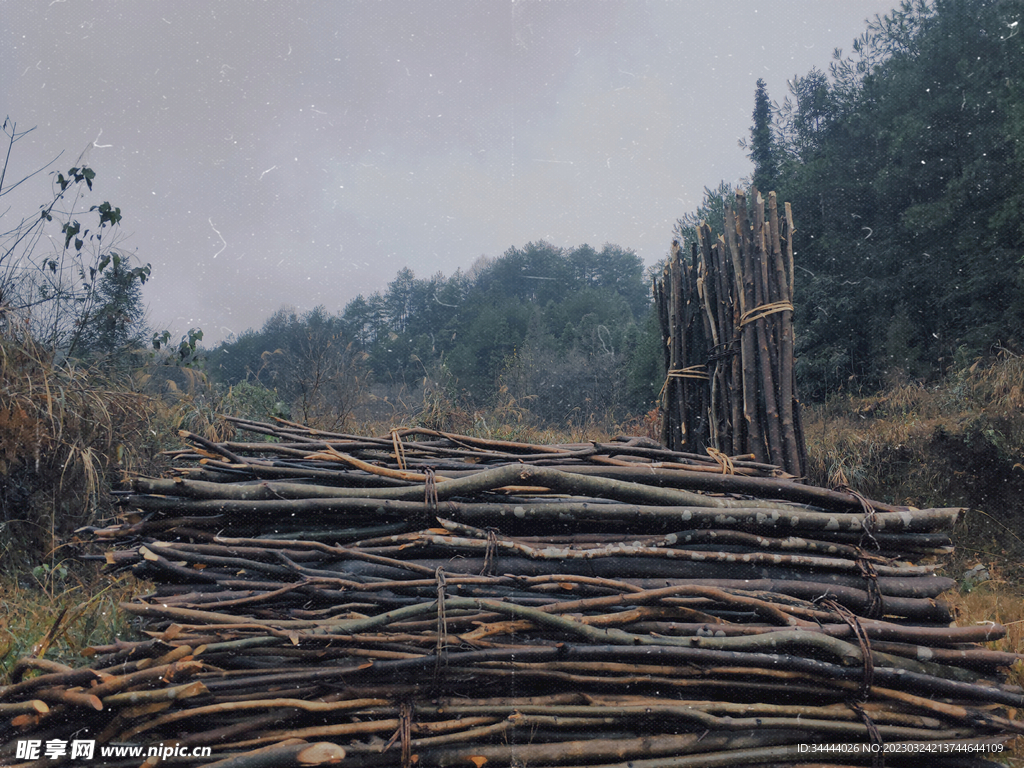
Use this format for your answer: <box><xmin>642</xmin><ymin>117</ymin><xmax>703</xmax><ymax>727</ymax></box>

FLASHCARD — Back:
<box><xmin>62</xmin><ymin>221</ymin><xmax>80</xmax><ymax>249</ymax></box>
<box><xmin>152</xmin><ymin>330</ymin><xmax>171</xmax><ymax>351</ymax></box>
<box><xmin>93</xmin><ymin>201</ymin><xmax>123</xmax><ymax>227</ymax></box>
<box><xmin>132</xmin><ymin>263</ymin><xmax>152</xmax><ymax>285</ymax></box>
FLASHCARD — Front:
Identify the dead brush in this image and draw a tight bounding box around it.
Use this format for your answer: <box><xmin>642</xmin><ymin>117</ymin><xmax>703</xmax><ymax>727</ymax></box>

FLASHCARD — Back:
<box><xmin>478</xmin><ymin>384</ymin><xmax>537</xmax><ymax>442</ymax></box>
<box><xmin>0</xmin><ymin>330</ymin><xmax>160</xmax><ymax>569</ymax></box>
<box><xmin>136</xmin><ymin>364</ymin><xmax>234</xmax><ymax>443</ymax></box>
<box><xmin>616</xmin><ymin>406</ymin><xmax>662</xmax><ymax>442</ymax></box>
<box><xmin>414</xmin><ymin>363</ymin><xmax>474</xmax><ymax>434</ymax></box>
<box><xmin>956</xmin><ymin>350</ymin><xmax>1024</xmax><ymax>412</ymax></box>
<box><xmin>164</xmin><ymin>391</ymin><xmax>234</xmax><ymax>443</ymax></box>
<box><xmin>805</xmin><ymin>356</ymin><xmax>1024</xmax><ymax>508</ymax></box>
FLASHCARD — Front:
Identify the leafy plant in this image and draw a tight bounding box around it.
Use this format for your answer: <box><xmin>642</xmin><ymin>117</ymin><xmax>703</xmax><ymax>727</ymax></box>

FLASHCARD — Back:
<box><xmin>31</xmin><ymin>561</ymin><xmax>68</xmax><ymax>598</ymax></box>
<box><xmin>152</xmin><ymin>327</ymin><xmax>204</xmax><ymax>364</ymax></box>
<box><xmin>1</xmin><ymin>118</ymin><xmax>149</xmax><ymax>357</ymax></box>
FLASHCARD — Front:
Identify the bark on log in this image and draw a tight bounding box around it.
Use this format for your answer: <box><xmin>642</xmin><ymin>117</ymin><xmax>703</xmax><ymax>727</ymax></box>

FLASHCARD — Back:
<box><xmin>201</xmin><ymin>740</ymin><xmax>346</xmax><ymax>768</ymax></box>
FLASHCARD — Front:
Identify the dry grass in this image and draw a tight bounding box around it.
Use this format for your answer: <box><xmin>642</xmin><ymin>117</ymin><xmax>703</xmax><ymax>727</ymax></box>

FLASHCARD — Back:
<box><xmin>0</xmin><ymin>332</ymin><xmax>162</xmax><ymax>569</ymax></box>
<box><xmin>803</xmin><ymin>356</ymin><xmax>1024</xmax><ymax>763</ymax></box>
<box><xmin>0</xmin><ymin>322</ymin><xmax>247</xmax><ymax>571</ymax></box>
<box><xmin>386</xmin><ymin>363</ymin><xmax>623</xmax><ymax>445</ymax></box>
<box><xmin>0</xmin><ymin>332</ymin><xmax>225</xmax><ymax>685</ymax></box>
<box><xmin>805</xmin><ymin>379</ymin><xmax>945</xmax><ymax>501</ymax></box>
<box><xmin>949</xmin><ymin>579</ymin><xmax>1024</xmax><ymax>765</ymax></box>
<box><xmin>952</xmin><ymin>580</ymin><xmax>1024</xmax><ymax>675</ymax></box>
<box><xmin>136</xmin><ymin>364</ymin><xmax>234</xmax><ymax>442</ymax></box>
<box><xmin>803</xmin><ymin>355</ymin><xmax>1024</xmax><ymax>527</ymax></box>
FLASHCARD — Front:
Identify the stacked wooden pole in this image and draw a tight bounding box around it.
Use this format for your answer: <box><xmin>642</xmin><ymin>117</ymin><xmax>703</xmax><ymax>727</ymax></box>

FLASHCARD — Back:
<box><xmin>1</xmin><ymin>419</ymin><xmax>1020</xmax><ymax>767</ymax></box>
<box><xmin>657</xmin><ymin>189</ymin><xmax>807</xmax><ymax>477</ymax></box>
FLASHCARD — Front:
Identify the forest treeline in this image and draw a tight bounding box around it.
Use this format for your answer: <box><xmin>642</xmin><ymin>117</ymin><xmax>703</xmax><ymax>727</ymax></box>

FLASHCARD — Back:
<box><xmin>206</xmin><ymin>243</ymin><xmax>664</xmax><ymax>429</ymax></box>
<box><xmin>209</xmin><ymin>0</ymin><xmax>1024</xmax><ymax>419</ymax></box>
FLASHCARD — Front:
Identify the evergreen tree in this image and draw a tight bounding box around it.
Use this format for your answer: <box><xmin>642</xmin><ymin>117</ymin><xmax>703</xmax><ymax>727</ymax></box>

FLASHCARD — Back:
<box><xmin>749</xmin><ymin>78</ymin><xmax>779</xmax><ymax>192</ymax></box>
<box><xmin>767</xmin><ymin>0</ymin><xmax>1024</xmax><ymax>395</ymax></box>
<box><xmin>79</xmin><ymin>252</ymin><xmax>149</xmax><ymax>363</ymax></box>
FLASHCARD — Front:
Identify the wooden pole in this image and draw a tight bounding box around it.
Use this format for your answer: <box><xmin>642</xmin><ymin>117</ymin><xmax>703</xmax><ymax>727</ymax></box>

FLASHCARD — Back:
<box><xmin>769</xmin><ymin>192</ymin><xmax>801</xmax><ymax>476</ymax></box>
<box><xmin>732</xmin><ymin>192</ymin><xmax>765</xmax><ymax>462</ymax></box>
<box><xmin>750</xmin><ymin>190</ymin><xmax>784</xmax><ymax>467</ymax></box>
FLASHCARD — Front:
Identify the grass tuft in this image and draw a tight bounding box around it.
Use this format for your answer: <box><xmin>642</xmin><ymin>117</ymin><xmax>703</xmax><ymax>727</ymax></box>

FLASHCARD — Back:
<box><xmin>0</xmin><ymin>565</ymin><xmax>141</xmax><ymax>682</ymax></box>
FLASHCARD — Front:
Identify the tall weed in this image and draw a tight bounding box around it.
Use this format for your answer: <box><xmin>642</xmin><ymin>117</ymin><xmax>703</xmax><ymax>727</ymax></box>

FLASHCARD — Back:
<box><xmin>0</xmin><ymin>330</ymin><xmax>160</xmax><ymax>570</ymax></box>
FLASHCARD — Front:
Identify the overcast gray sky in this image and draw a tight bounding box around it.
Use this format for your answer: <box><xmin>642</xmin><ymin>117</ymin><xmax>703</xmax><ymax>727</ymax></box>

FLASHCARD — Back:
<box><xmin>2</xmin><ymin>1</ymin><xmax>898</xmax><ymax>344</ymax></box>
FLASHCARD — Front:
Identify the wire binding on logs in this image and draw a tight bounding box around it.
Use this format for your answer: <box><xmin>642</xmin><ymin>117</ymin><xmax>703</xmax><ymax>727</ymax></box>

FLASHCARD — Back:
<box><xmin>824</xmin><ymin>598</ymin><xmax>875</xmax><ymax>701</ymax></box>
<box><xmin>830</xmin><ymin>468</ymin><xmax>881</xmax><ymax>551</ymax></box>
<box><xmin>707</xmin><ymin>339</ymin><xmax>740</xmax><ymax>363</ymax></box>
<box><xmin>848</xmin><ymin>700</ymin><xmax>885</xmax><ymax>768</ymax></box>
<box><xmin>383</xmin><ymin>700</ymin><xmax>414</xmax><ymax>768</ymax></box>
<box><xmin>818</xmin><ymin>596</ymin><xmax>884</xmax><ymax>765</ymax></box>
<box><xmin>482</xmin><ymin>527</ymin><xmax>499</xmax><ymax>575</ymax></box>
<box><xmin>857</xmin><ymin>556</ymin><xmax>885</xmax><ymax>620</ymax></box>
<box><xmin>433</xmin><ymin>566</ymin><xmax>448</xmax><ymax>685</ymax></box>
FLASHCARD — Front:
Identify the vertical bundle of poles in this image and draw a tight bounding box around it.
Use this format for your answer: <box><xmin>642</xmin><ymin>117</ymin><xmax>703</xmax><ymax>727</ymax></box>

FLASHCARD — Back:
<box><xmin>656</xmin><ymin>189</ymin><xmax>807</xmax><ymax>477</ymax></box>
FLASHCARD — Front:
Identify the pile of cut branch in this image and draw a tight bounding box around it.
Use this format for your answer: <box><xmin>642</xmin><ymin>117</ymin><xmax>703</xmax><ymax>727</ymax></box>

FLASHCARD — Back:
<box><xmin>2</xmin><ymin>419</ymin><xmax>1020</xmax><ymax>767</ymax></box>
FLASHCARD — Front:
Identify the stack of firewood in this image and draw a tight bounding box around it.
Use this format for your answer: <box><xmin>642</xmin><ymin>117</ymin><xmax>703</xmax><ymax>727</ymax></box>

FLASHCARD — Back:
<box><xmin>1</xmin><ymin>419</ymin><xmax>1020</xmax><ymax>767</ymax></box>
<box><xmin>656</xmin><ymin>190</ymin><xmax>806</xmax><ymax>477</ymax></box>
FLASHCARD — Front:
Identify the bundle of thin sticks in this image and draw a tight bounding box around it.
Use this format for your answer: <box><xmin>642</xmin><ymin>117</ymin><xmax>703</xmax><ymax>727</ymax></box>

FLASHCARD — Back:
<box><xmin>1</xmin><ymin>419</ymin><xmax>1019</xmax><ymax>767</ymax></box>
<box><xmin>656</xmin><ymin>190</ymin><xmax>806</xmax><ymax>476</ymax></box>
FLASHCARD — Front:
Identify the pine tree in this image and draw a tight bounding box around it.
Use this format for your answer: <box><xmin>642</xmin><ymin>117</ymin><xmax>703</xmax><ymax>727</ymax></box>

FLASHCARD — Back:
<box><xmin>81</xmin><ymin>253</ymin><xmax>149</xmax><ymax>363</ymax></box>
<box><xmin>749</xmin><ymin>78</ymin><xmax>779</xmax><ymax>192</ymax></box>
